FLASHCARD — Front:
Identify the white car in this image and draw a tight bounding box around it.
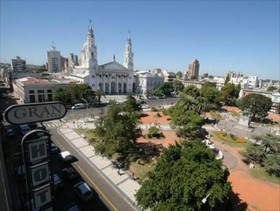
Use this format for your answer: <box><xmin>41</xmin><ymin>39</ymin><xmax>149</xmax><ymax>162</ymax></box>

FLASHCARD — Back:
<box><xmin>212</xmin><ymin>148</ymin><xmax>224</xmax><ymax>160</ymax></box>
<box><xmin>73</xmin><ymin>182</ymin><xmax>93</xmax><ymax>201</ymax></box>
<box><xmin>72</xmin><ymin>103</ymin><xmax>86</xmax><ymax>110</ymax></box>
<box><xmin>60</xmin><ymin>151</ymin><xmax>73</xmax><ymax>162</ymax></box>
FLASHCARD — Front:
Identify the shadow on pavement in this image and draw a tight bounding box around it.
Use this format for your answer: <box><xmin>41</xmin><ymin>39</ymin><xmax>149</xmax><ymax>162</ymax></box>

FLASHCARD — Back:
<box><xmin>228</xmin><ymin>190</ymin><xmax>248</xmax><ymax>211</ymax></box>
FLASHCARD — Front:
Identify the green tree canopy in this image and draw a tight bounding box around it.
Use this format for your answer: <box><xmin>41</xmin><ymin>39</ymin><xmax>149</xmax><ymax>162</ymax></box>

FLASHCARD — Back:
<box><xmin>176</xmin><ymin>71</ymin><xmax>183</xmax><ymax>79</ymax></box>
<box><xmin>153</xmin><ymin>82</ymin><xmax>174</xmax><ymax>96</ymax></box>
<box><xmin>53</xmin><ymin>83</ymin><xmax>95</xmax><ymax>104</ymax></box>
<box><xmin>221</xmin><ymin>83</ymin><xmax>240</xmax><ymax>105</ymax></box>
<box><xmin>243</xmin><ymin>134</ymin><xmax>280</xmax><ymax>176</ymax></box>
<box><xmin>267</xmin><ymin>86</ymin><xmax>278</xmax><ymax>92</ymax></box>
<box><xmin>136</xmin><ymin>141</ymin><xmax>231</xmax><ymax>211</ymax></box>
<box><xmin>93</xmin><ymin>101</ymin><xmax>141</xmax><ymax>160</ymax></box>
<box><xmin>173</xmin><ymin>80</ymin><xmax>184</xmax><ymax>92</ymax></box>
<box><xmin>170</xmin><ymin>108</ymin><xmax>204</xmax><ymax>139</ymax></box>
<box><xmin>238</xmin><ymin>93</ymin><xmax>272</xmax><ymax>120</ymax></box>
<box><xmin>123</xmin><ymin>94</ymin><xmax>141</xmax><ymax>113</ymax></box>
<box><xmin>178</xmin><ymin>92</ymin><xmax>209</xmax><ymax>114</ymax></box>
<box><xmin>224</xmin><ymin>74</ymin><xmax>230</xmax><ymax>85</ymax></box>
<box><xmin>200</xmin><ymin>85</ymin><xmax>222</xmax><ymax>110</ymax></box>
<box><xmin>181</xmin><ymin>85</ymin><xmax>200</xmax><ymax>97</ymax></box>
<box><xmin>94</xmin><ymin>89</ymin><xmax>105</xmax><ymax>106</ymax></box>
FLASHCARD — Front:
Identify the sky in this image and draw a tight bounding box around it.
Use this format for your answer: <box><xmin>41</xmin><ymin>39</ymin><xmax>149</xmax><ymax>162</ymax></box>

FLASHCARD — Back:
<box><xmin>0</xmin><ymin>0</ymin><xmax>279</xmax><ymax>80</ymax></box>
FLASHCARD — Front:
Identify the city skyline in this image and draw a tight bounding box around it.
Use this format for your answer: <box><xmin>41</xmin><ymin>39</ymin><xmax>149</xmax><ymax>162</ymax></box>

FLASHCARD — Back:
<box><xmin>0</xmin><ymin>1</ymin><xmax>279</xmax><ymax>80</ymax></box>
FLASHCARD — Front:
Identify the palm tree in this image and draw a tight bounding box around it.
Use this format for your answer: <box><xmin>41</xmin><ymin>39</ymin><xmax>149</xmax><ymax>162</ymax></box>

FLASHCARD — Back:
<box><xmin>95</xmin><ymin>89</ymin><xmax>105</xmax><ymax>106</ymax></box>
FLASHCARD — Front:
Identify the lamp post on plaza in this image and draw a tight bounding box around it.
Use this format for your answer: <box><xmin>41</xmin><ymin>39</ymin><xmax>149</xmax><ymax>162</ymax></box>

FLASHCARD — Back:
<box><xmin>82</xmin><ymin>98</ymin><xmax>89</xmax><ymax>122</ymax></box>
<box><xmin>202</xmin><ymin>191</ymin><xmax>212</xmax><ymax>210</ymax></box>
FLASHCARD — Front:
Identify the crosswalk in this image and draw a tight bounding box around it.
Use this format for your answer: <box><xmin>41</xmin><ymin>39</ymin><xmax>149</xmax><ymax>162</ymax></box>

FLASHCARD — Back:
<box><xmin>43</xmin><ymin>120</ymin><xmax>64</xmax><ymax>128</ymax></box>
<box><xmin>44</xmin><ymin>123</ymin><xmax>62</xmax><ymax>128</ymax></box>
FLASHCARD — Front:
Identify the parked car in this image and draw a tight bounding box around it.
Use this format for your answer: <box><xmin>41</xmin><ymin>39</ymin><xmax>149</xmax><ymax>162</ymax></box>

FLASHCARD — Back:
<box><xmin>73</xmin><ymin>182</ymin><xmax>93</xmax><ymax>201</ymax></box>
<box><xmin>60</xmin><ymin>151</ymin><xmax>73</xmax><ymax>162</ymax></box>
<box><xmin>112</xmin><ymin>160</ymin><xmax>125</xmax><ymax>169</ymax></box>
<box><xmin>50</xmin><ymin>142</ymin><xmax>59</xmax><ymax>153</ymax></box>
<box><xmin>5</xmin><ymin>128</ymin><xmax>16</xmax><ymax>138</ymax></box>
<box><xmin>211</xmin><ymin>147</ymin><xmax>224</xmax><ymax>160</ymax></box>
<box><xmin>147</xmin><ymin>96</ymin><xmax>156</xmax><ymax>100</ymax></box>
<box><xmin>53</xmin><ymin>174</ymin><xmax>64</xmax><ymax>192</ymax></box>
<box><xmin>71</xmin><ymin>103</ymin><xmax>86</xmax><ymax>110</ymax></box>
<box><xmin>63</xmin><ymin>203</ymin><xmax>80</xmax><ymax>211</ymax></box>
<box><xmin>62</xmin><ymin>166</ymin><xmax>78</xmax><ymax>181</ymax></box>
<box><xmin>19</xmin><ymin>124</ymin><xmax>31</xmax><ymax>136</ymax></box>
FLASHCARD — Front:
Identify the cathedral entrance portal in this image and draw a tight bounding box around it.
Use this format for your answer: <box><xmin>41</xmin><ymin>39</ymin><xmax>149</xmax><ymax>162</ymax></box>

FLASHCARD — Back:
<box><xmin>105</xmin><ymin>83</ymin><xmax>109</xmax><ymax>94</ymax></box>
<box><xmin>98</xmin><ymin>83</ymin><xmax>103</xmax><ymax>92</ymax></box>
<box><xmin>111</xmin><ymin>82</ymin><xmax>116</xmax><ymax>94</ymax></box>
<box><xmin>123</xmin><ymin>83</ymin><xmax>127</xmax><ymax>93</ymax></box>
<box><xmin>118</xmin><ymin>83</ymin><xmax>122</xmax><ymax>94</ymax></box>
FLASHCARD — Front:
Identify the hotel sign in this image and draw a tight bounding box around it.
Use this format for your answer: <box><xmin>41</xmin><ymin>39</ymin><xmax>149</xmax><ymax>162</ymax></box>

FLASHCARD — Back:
<box><xmin>4</xmin><ymin>102</ymin><xmax>67</xmax><ymax>125</ymax></box>
<box><xmin>22</xmin><ymin>129</ymin><xmax>53</xmax><ymax>210</ymax></box>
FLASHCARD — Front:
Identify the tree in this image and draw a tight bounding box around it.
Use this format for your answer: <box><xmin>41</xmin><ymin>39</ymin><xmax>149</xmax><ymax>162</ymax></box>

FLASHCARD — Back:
<box><xmin>191</xmin><ymin>75</ymin><xmax>197</xmax><ymax>80</ymax></box>
<box><xmin>170</xmin><ymin>109</ymin><xmax>204</xmax><ymax>139</ymax></box>
<box><xmin>221</xmin><ymin>83</ymin><xmax>240</xmax><ymax>105</ymax></box>
<box><xmin>147</xmin><ymin>126</ymin><xmax>164</xmax><ymax>139</ymax></box>
<box><xmin>173</xmin><ymin>80</ymin><xmax>184</xmax><ymax>92</ymax></box>
<box><xmin>267</xmin><ymin>86</ymin><xmax>277</xmax><ymax>92</ymax></box>
<box><xmin>263</xmin><ymin>153</ymin><xmax>280</xmax><ymax>176</ymax></box>
<box><xmin>176</xmin><ymin>71</ymin><xmax>183</xmax><ymax>79</ymax></box>
<box><xmin>238</xmin><ymin>93</ymin><xmax>272</xmax><ymax>120</ymax></box>
<box><xmin>243</xmin><ymin>134</ymin><xmax>280</xmax><ymax>177</ymax></box>
<box><xmin>200</xmin><ymin>85</ymin><xmax>222</xmax><ymax>110</ymax></box>
<box><xmin>53</xmin><ymin>87</ymin><xmax>71</xmax><ymax>104</ymax></box>
<box><xmin>136</xmin><ymin>141</ymin><xmax>231</xmax><ymax>210</ymax></box>
<box><xmin>276</xmin><ymin>104</ymin><xmax>280</xmax><ymax>114</ymax></box>
<box><xmin>95</xmin><ymin>89</ymin><xmax>105</xmax><ymax>106</ymax></box>
<box><xmin>178</xmin><ymin>86</ymin><xmax>209</xmax><ymax>114</ymax></box>
<box><xmin>224</xmin><ymin>74</ymin><xmax>230</xmax><ymax>85</ymax></box>
<box><xmin>53</xmin><ymin>83</ymin><xmax>95</xmax><ymax>104</ymax></box>
<box><xmin>92</xmin><ymin>102</ymin><xmax>141</xmax><ymax>160</ymax></box>
<box><xmin>123</xmin><ymin>94</ymin><xmax>141</xmax><ymax>113</ymax></box>
<box><xmin>153</xmin><ymin>82</ymin><xmax>174</xmax><ymax>96</ymax></box>
<box><xmin>181</xmin><ymin>85</ymin><xmax>200</xmax><ymax>97</ymax></box>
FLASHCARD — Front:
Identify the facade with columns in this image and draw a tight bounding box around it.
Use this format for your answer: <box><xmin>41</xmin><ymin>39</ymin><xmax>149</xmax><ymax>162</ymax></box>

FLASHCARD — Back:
<box><xmin>70</xmin><ymin>21</ymin><xmax>135</xmax><ymax>94</ymax></box>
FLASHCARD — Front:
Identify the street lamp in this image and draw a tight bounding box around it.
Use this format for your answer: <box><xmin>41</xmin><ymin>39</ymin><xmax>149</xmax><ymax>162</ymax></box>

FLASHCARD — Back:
<box><xmin>202</xmin><ymin>192</ymin><xmax>211</xmax><ymax>204</ymax></box>
<box><xmin>81</xmin><ymin>98</ymin><xmax>89</xmax><ymax>122</ymax></box>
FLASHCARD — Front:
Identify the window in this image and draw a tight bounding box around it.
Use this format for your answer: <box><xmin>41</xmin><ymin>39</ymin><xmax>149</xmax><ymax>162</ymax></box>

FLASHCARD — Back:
<box><xmin>29</xmin><ymin>90</ymin><xmax>34</xmax><ymax>94</ymax></box>
<box><xmin>47</xmin><ymin>94</ymin><xmax>52</xmax><ymax>101</ymax></box>
<box><xmin>92</xmin><ymin>75</ymin><xmax>95</xmax><ymax>78</ymax></box>
<box><xmin>29</xmin><ymin>95</ymin><xmax>35</xmax><ymax>103</ymax></box>
<box><xmin>38</xmin><ymin>90</ymin><xmax>45</xmax><ymax>102</ymax></box>
<box><xmin>47</xmin><ymin>89</ymin><xmax>52</xmax><ymax>93</ymax></box>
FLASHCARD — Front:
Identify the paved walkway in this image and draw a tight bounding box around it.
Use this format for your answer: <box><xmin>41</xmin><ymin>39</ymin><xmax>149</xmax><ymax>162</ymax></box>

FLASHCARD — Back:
<box><xmin>57</xmin><ymin>126</ymin><xmax>141</xmax><ymax>210</ymax></box>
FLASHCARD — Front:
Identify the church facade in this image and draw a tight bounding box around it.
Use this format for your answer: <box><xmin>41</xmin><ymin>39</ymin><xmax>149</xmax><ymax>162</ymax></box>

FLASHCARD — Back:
<box><xmin>70</xmin><ymin>21</ymin><xmax>135</xmax><ymax>94</ymax></box>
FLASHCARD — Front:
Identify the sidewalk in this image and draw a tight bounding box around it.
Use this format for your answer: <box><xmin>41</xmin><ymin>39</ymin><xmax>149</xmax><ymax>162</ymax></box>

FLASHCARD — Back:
<box><xmin>57</xmin><ymin>126</ymin><xmax>140</xmax><ymax>210</ymax></box>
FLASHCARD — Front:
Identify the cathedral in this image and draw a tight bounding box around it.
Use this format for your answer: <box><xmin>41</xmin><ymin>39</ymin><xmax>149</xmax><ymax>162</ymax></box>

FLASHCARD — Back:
<box><xmin>70</xmin><ymin>20</ymin><xmax>135</xmax><ymax>94</ymax></box>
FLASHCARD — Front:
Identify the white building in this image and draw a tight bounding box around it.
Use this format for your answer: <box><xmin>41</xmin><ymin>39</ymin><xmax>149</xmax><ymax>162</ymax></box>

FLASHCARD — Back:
<box><xmin>69</xmin><ymin>21</ymin><xmax>135</xmax><ymax>94</ymax></box>
<box><xmin>161</xmin><ymin>70</ymin><xmax>176</xmax><ymax>83</ymax></box>
<box><xmin>11</xmin><ymin>56</ymin><xmax>26</xmax><ymax>73</ymax></box>
<box><xmin>242</xmin><ymin>76</ymin><xmax>259</xmax><ymax>89</ymax></box>
<box><xmin>13</xmin><ymin>76</ymin><xmax>79</xmax><ymax>104</ymax></box>
<box><xmin>213</xmin><ymin>76</ymin><xmax>225</xmax><ymax>90</ymax></box>
<box><xmin>47</xmin><ymin>45</ymin><xmax>61</xmax><ymax>73</ymax></box>
<box><xmin>135</xmin><ymin>71</ymin><xmax>164</xmax><ymax>96</ymax></box>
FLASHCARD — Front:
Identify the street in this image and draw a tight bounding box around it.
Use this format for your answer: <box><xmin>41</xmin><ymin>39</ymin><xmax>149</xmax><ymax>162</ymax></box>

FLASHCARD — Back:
<box><xmin>49</xmin><ymin>127</ymin><xmax>136</xmax><ymax>211</ymax></box>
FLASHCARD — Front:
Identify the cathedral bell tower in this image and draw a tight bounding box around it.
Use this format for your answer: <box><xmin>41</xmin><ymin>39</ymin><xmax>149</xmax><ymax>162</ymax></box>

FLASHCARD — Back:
<box><xmin>123</xmin><ymin>31</ymin><xmax>134</xmax><ymax>71</ymax></box>
<box><xmin>80</xmin><ymin>20</ymin><xmax>98</xmax><ymax>69</ymax></box>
